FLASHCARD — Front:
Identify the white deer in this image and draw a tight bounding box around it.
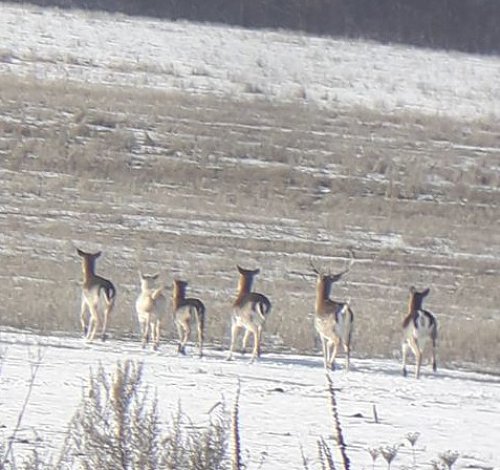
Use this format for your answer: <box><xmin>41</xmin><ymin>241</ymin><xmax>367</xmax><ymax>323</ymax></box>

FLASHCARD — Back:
<box><xmin>77</xmin><ymin>248</ymin><xmax>116</xmax><ymax>342</ymax></box>
<box><xmin>402</xmin><ymin>286</ymin><xmax>438</xmax><ymax>379</ymax></box>
<box><xmin>135</xmin><ymin>272</ymin><xmax>167</xmax><ymax>350</ymax></box>
<box><xmin>227</xmin><ymin>265</ymin><xmax>272</xmax><ymax>362</ymax></box>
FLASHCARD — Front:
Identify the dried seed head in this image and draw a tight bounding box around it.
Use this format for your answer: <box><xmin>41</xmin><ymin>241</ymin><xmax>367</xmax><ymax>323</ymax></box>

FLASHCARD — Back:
<box><xmin>439</xmin><ymin>450</ymin><xmax>459</xmax><ymax>469</ymax></box>
<box><xmin>368</xmin><ymin>447</ymin><xmax>379</xmax><ymax>461</ymax></box>
<box><xmin>379</xmin><ymin>445</ymin><xmax>399</xmax><ymax>464</ymax></box>
<box><xmin>405</xmin><ymin>431</ymin><xmax>420</xmax><ymax>447</ymax></box>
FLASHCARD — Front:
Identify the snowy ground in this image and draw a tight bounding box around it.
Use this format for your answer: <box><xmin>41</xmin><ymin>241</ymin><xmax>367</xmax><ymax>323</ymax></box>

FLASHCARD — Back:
<box><xmin>1</xmin><ymin>330</ymin><xmax>499</xmax><ymax>469</ymax></box>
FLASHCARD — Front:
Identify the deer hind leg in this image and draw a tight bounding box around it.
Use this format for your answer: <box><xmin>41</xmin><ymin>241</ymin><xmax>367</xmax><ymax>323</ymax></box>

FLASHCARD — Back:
<box><xmin>100</xmin><ymin>298</ymin><xmax>114</xmax><ymax>342</ymax></box>
<box><xmin>431</xmin><ymin>335</ymin><xmax>437</xmax><ymax>373</ymax></box>
<box><xmin>414</xmin><ymin>347</ymin><xmax>423</xmax><ymax>379</ymax></box>
<box><xmin>327</xmin><ymin>338</ymin><xmax>340</xmax><ymax>371</ymax></box>
<box><xmin>141</xmin><ymin>319</ymin><xmax>150</xmax><ymax>349</ymax></box>
<box><xmin>241</xmin><ymin>329</ymin><xmax>251</xmax><ymax>355</ymax></box>
<box><xmin>175</xmin><ymin>322</ymin><xmax>186</xmax><ymax>355</ymax></box>
<box><xmin>87</xmin><ymin>303</ymin><xmax>101</xmax><ymax>342</ymax></box>
<box><xmin>227</xmin><ymin>322</ymin><xmax>241</xmax><ymax>361</ymax></box>
<box><xmin>343</xmin><ymin>339</ymin><xmax>351</xmax><ymax>371</ymax></box>
<box><xmin>249</xmin><ymin>326</ymin><xmax>262</xmax><ymax>363</ymax></box>
<box><xmin>181</xmin><ymin>322</ymin><xmax>191</xmax><ymax>355</ymax></box>
<box><xmin>402</xmin><ymin>342</ymin><xmax>409</xmax><ymax>377</ymax></box>
<box><xmin>407</xmin><ymin>336</ymin><xmax>422</xmax><ymax>379</ymax></box>
<box><xmin>196</xmin><ymin>317</ymin><xmax>204</xmax><ymax>358</ymax></box>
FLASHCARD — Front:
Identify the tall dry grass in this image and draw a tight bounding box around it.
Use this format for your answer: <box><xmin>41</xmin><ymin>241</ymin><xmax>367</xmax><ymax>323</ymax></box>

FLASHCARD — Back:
<box><xmin>0</xmin><ymin>73</ymin><xmax>499</xmax><ymax>367</ymax></box>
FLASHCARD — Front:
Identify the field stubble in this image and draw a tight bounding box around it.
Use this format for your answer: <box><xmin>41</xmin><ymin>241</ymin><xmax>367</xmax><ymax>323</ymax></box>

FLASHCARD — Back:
<box><xmin>0</xmin><ymin>74</ymin><xmax>499</xmax><ymax>369</ymax></box>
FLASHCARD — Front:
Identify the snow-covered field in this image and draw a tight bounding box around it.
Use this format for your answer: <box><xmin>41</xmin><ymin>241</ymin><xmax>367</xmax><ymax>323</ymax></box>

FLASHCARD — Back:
<box><xmin>0</xmin><ymin>3</ymin><xmax>499</xmax><ymax>468</ymax></box>
<box><xmin>0</xmin><ymin>3</ymin><xmax>499</xmax><ymax>120</ymax></box>
<box><xmin>1</xmin><ymin>330</ymin><xmax>499</xmax><ymax>469</ymax></box>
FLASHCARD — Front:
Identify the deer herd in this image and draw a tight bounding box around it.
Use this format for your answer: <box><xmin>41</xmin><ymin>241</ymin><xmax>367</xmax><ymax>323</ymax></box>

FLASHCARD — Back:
<box><xmin>76</xmin><ymin>248</ymin><xmax>438</xmax><ymax>379</ymax></box>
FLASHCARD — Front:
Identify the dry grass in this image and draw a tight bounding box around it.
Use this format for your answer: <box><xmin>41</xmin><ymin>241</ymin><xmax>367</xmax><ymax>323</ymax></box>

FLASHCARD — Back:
<box><xmin>0</xmin><ymin>73</ymin><xmax>499</xmax><ymax>368</ymax></box>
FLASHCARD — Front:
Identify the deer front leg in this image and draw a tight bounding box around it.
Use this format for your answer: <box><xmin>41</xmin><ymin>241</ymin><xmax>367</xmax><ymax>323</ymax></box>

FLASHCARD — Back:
<box><xmin>196</xmin><ymin>320</ymin><xmax>204</xmax><ymax>358</ymax></box>
<box><xmin>100</xmin><ymin>301</ymin><xmax>113</xmax><ymax>342</ymax></box>
<box><xmin>80</xmin><ymin>298</ymin><xmax>89</xmax><ymax>337</ymax></box>
<box><xmin>431</xmin><ymin>338</ymin><xmax>437</xmax><ymax>373</ymax></box>
<box><xmin>152</xmin><ymin>320</ymin><xmax>160</xmax><ymax>351</ymax></box>
<box><xmin>141</xmin><ymin>320</ymin><xmax>150</xmax><ymax>349</ymax></box>
<box><xmin>321</xmin><ymin>336</ymin><xmax>329</xmax><ymax>369</ymax></box>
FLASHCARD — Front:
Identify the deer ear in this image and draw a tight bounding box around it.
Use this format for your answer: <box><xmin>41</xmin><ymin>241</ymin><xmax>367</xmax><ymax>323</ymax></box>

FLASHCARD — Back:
<box><xmin>76</xmin><ymin>248</ymin><xmax>84</xmax><ymax>257</ymax></box>
<box><xmin>422</xmin><ymin>288</ymin><xmax>430</xmax><ymax>297</ymax></box>
<box><xmin>94</xmin><ymin>251</ymin><xmax>102</xmax><ymax>258</ymax></box>
<box><xmin>253</xmin><ymin>268</ymin><xmax>261</xmax><ymax>276</ymax></box>
<box><xmin>152</xmin><ymin>273</ymin><xmax>159</xmax><ymax>280</ymax></box>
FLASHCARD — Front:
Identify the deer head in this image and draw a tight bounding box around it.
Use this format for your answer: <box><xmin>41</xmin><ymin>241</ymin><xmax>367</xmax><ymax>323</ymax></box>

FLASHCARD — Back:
<box><xmin>310</xmin><ymin>253</ymin><xmax>354</xmax><ymax>299</ymax></box>
<box><xmin>77</xmin><ymin>248</ymin><xmax>102</xmax><ymax>275</ymax></box>
<box><xmin>236</xmin><ymin>265</ymin><xmax>260</xmax><ymax>295</ymax></box>
<box><xmin>408</xmin><ymin>286</ymin><xmax>430</xmax><ymax>313</ymax></box>
<box><xmin>139</xmin><ymin>272</ymin><xmax>160</xmax><ymax>290</ymax></box>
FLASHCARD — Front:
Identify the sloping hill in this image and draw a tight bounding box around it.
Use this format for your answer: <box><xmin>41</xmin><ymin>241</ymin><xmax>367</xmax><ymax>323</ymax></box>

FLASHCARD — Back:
<box><xmin>0</xmin><ymin>3</ymin><xmax>499</xmax><ymax>368</ymax></box>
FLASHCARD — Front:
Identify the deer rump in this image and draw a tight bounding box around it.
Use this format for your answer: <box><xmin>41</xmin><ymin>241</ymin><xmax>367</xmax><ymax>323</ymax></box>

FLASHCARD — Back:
<box><xmin>235</xmin><ymin>292</ymin><xmax>271</xmax><ymax>322</ymax></box>
<box><xmin>315</xmin><ymin>303</ymin><xmax>353</xmax><ymax>337</ymax></box>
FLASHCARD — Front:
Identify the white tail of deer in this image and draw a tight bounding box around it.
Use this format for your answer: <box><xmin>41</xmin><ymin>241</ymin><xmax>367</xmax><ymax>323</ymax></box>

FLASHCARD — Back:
<box><xmin>402</xmin><ymin>286</ymin><xmax>438</xmax><ymax>379</ymax></box>
<box><xmin>135</xmin><ymin>272</ymin><xmax>167</xmax><ymax>350</ymax></box>
<box><xmin>227</xmin><ymin>265</ymin><xmax>272</xmax><ymax>363</ymax></box>
<box><xmin>172</xmin><ymin>279</ymin><xmax>206</xmax><ymax>357</ymax></box>
<box><xmin>76</xmin><ymin>248</ymin><xmax>116</xmax><ymax>342</ymax></box>
<box><xmin>311</xmin><ymin>255</ymin><xmax>354</xmax><ymax>371</ymax></box>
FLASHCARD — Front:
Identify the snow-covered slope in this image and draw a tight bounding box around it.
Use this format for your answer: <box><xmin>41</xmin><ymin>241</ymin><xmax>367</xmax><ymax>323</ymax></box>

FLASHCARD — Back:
<box><xmin>1</xmin><ymin>331</ymin><xmax>499</xmax><ymax>469</ymax></box>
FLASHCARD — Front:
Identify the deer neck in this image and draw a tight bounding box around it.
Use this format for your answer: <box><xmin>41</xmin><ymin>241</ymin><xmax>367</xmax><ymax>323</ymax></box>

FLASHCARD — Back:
<box><xmin>315</xmin><ymin>279</ymin><xmax>332</xmax><ymax>313</ymax></box>
<box><xmin>81</xmin><ymin>260</ymin><xmax>96</xmax><ymax>285</ymax></box>
<box><xmin>172</xmin><ymin>285</ymin><xmax>185</xmax><ymax>310</ymax></box>
<box><xmin>234</xmin><ymin>275</ymin><xmax>253</xmax><ymax>306</ymax></box>
<box><xmin>403</xmin><ymin>295</ymin><xmax>419</xmax><ymax>327</ymax></box>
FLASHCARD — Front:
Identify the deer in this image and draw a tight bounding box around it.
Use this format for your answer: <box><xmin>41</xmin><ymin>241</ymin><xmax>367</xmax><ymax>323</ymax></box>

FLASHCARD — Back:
<box><xmin>402</xmin><ymin>286</ymin><xmax>438</xmax><ymax>379</ymax></box>
<box><xmin>227</xmin><ymin>265</ymin><xmax>272</xmax><ymax>363</ymax></box>
<box><xmin>310</xmin><ymin>256</ymin><xmax>354</xmax><ymax>371</ymax></box>
<box><xmin>135</xmin><ymin>272</ymin><xmax>168</xmax><ymax>351</ymax></box>
<box><xmin>172</xmin><ymin>279</ymin><xmax>206</xmax><ymax>357</ymax></box>
<box><xmin>76</xmin><ymin>248</ymin><xmax>116</xmax><ymax>342</ymax></box>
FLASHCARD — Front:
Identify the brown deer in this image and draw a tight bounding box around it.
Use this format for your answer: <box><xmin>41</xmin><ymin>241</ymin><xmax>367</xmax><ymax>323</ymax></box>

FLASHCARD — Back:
<box><xmin>135</xmin><ymin>272</ymin><xmax>167</xmax><ymax>350</ymax></box>
<box><xmin>311</xmin><ymin>257</ymin><xmax>354</xmax><ymax>371</ymax></box>
<box><xmin>172</xmin><ymin>279</ymin><xmax>206</xmax><ymax>357</ymax></box>
<box><xmin>402</xmin><ymin>286</ymin><xmax>438</xmax><ymax>379</ymax></box>
<box><xmin>227</xmin><ymin>265</ymin><xmax>272</xmax><ymax>362</ymax></box>
<box><xmin>76</xmin><ymin>248</ymin><xmax>116</xmax><ymax>342</ymax></box>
